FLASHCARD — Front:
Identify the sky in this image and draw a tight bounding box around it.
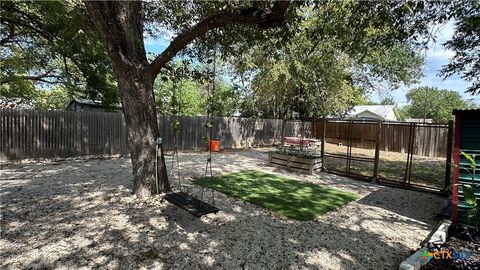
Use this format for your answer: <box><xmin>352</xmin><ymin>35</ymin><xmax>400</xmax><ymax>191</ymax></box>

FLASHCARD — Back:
<box><xmin>368</xmin><ymin>21</ymin><xmax>479</xmax><ymax>107</ymax></box>
<box><xmin>144</xmin><ymin>21</ymin><xmax>478</xmax><ymax>107</ymax></box>
<box><xmin>145</xmin><ymin>36</ymin><xmax>168</xmax><ymax>55</ymax></box>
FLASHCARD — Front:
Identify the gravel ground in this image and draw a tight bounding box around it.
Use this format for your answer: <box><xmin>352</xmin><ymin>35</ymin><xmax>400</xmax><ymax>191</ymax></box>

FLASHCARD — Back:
<box><xmin>1</xmin><ymin>148</ymin><xmax>445</xmax><ymax>269</ymax></box>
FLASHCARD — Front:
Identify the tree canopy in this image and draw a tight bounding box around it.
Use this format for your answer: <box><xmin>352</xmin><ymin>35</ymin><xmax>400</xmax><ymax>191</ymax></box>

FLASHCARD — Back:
<box><xmin>440</xmin><ymin>1</ymin><xmax>480</xmax><ymax>94</ymax></box>
<box><xmin>154</xmin><ymin>60</ymin><xmax>239</xmax><ymax>116</ymax></box>
<box><xmin>0</xmin><ymin>1</ymin><xmax>119</xmax><ymax>109</ymax></box>
<box><xmin>403</xmin><ymin>86</ymin><xmax>470</xmax><ymax>123</ymax></box>
<box><xmin>1</xmin><ymin>0</ymin><xmax>478</xmax><ymax>114</ymax></box>
<box><xmin>229</xmin><ymin>2</ymin><xmax>426</xmax><ymax>120</ymax></box>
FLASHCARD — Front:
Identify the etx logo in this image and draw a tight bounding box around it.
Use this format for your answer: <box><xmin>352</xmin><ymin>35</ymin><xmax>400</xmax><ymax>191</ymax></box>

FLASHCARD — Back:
<box><xmin>422</xmin><ymin>248</ymin><xmax>471</xmax><ymax>262</ymax></box>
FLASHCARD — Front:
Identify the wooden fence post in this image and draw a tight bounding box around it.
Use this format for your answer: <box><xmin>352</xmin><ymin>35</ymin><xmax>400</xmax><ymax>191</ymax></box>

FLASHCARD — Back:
<box><xmin>444</xmin><ymin>120</ymin><xmax>454</xmax><ymax>191</ymax></box>
<box><xmin>321</xmin><ymin>117</ymin><xmax>326</xmax><ymax>172</ymax></box>
<box><xmin>280</xmin><ymin>118</ymin><xmax>286</xmax><ymax>148</ymax></box>
<box><xmin>403</xmin><ymin>123</ymin><xmax>415</xmax><ymax>186</ymax></box>
<box><xmin>407</xmin><ymin>123</ymin><xmax>416</xmax><ymax>185</ymax></box>
<box><xmin>372</xmin><ymin>120</ymin><xmax>382</xmax><ymax>183</ymax></box>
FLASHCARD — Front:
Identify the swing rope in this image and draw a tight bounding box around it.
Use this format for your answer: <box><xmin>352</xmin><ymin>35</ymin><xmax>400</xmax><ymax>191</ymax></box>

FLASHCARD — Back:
<box><xmin>168</xmin><ymin>55</ymin><xmax>216</xmax><ymax>206</ymax></box>
<box><xmin>163</xmin><ymin>58</ymin><xmax>219</xmax><ymax>218</ymax></box>
<box><xmin>170</xmin><ymin>64</ymin><xmax>182</xmax><ymax>191</ymax></box>
<box><xmin>201</xmin><ymin>46</ymin><xmax>217</xmax><ymax>206</ymax></box>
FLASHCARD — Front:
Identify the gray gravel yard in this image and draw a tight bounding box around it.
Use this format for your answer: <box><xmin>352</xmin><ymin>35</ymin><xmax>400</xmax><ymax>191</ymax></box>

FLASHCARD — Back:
<box><xmin>1</xmin><ymin>148</ymin><xmax>444</xmax><ymax>269</ymax></box>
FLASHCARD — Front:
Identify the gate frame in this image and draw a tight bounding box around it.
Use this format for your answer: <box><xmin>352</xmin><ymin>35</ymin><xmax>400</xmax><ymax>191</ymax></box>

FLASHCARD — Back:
<box><xmin>313</xmin><ymin>118</ymin><xmax>453</xmax><ymax>194</ymax></box>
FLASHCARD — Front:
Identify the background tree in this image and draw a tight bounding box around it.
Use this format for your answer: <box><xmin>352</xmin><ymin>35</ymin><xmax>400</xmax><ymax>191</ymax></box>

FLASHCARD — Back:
<box><xmin>154</xmin><ymin>61</ymin><xmax>239</xmax><ymax>116</ymax></box>
<box><xmin>379</xmin><ymin>98</ymin><xmax>396</xmax><ymax>106</ymax></box>
<box><xmin>351</xmin><ymin>97</ymin><xmax>398</xmax><ymax>106</ymax></box>
<box><xmin>150</xmin><ymin>57</ymin><xmax>240</xmax><ymax>116</ymax></box>
<box><xmin>0</xmin><ymin>1</ymin><xmax>119</xmax><ymax>108</ymax></box>
<box><xmin>35</xmin><ymin>86</ymin><xmax>71</xmax><ymax>110</ymax></box>
<box><xmin>404</xmin><ymin>86</ymin><xmax>469</xmax><ymax>123</ymax></box>
<box><xmin>396</xmin><ymin>107</ymin><xmax>409</xmax><ymax>122</ymax></box>
<box><xmin>231</xmin><ymin>2</ymin><xmax>425</xmax><ymax>120</ymax></box>
<box><xmin>155</xmin><ymin>78</ymin><xmax>205</xmax><ymax>116</ymax></box>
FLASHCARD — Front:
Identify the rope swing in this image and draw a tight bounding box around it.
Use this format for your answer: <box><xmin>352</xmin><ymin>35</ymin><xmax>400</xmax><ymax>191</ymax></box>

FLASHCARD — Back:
<box><xmin>163</xmin><ymin>48</ymin><xmax>219</xmax><ymax>218</ymax></box>
<box><xmin>170</xmin><ymin>63</ymin><xmax>182</xmax><ymax>191</ymax></box>
<box><xmin>201</xmin><ymin>46</ymin><xmax>217</xmax><ymax>205</ymax></box>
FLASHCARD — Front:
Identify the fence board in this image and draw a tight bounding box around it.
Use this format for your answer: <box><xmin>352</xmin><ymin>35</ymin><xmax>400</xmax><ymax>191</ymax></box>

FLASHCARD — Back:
<box><xmin>2</xmin><ymin>110</ymin><xmax>448</xmax><ymax>161</ymax></box>
<box><xmin>0</xmin><ymin>110</ymin><xmax>294</xmax><ymax>160</ymax></box>
<box><xmin>313</xmin><ymin>120</ymin><xmax>449</xmax><ymax>158</ymax></box>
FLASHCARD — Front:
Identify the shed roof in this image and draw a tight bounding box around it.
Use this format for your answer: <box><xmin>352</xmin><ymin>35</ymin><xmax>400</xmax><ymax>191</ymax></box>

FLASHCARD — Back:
<box><xmin>452</xmin><ymin>109</ymin><xmax>480</xmax><ymax>115</ymax></box>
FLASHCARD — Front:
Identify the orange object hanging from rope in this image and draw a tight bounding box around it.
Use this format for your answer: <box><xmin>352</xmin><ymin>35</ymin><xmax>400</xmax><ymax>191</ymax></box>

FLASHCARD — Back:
<box><xmin>209</xmin><ymin>140</ymin><xmax>220</xmax><ymax>152</ymax></box>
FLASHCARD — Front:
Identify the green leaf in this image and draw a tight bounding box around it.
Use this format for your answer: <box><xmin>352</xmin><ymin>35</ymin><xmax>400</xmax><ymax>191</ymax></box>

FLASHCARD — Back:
<box><xmin>463</xmin><ymin>184</ymin><xmax>477</xmax><ymax>207</ymax></box>
<box><xmin>462</xmin><ymin>152</ymin><xmax>476</xmax><ymax>168</ymax></box>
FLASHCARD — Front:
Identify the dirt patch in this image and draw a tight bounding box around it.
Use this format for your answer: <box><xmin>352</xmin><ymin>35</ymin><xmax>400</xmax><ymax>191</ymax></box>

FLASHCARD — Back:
<box><xmin>1</xmin><ymin>148</ymin><xmax>444</xmax><ymax>269</ymax></box>
<box><xmin>323</xmin><ymin>143</ymin><xmax>447</xmax><ymax>189</ymax></box>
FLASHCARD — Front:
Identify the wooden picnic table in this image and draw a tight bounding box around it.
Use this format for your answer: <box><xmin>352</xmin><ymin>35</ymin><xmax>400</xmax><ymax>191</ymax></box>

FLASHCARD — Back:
<box><xmin>284</xmin><ymin>137</ymin><xmax>321</xmax><ymax>148</ymax></box>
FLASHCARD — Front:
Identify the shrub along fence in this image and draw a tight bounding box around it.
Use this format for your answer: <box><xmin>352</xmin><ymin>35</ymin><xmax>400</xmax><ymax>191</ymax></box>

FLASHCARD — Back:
<box><xmin>0</xmin><ymin>109</ymin><xmax>307</xmax><ymax>160</ymax></box>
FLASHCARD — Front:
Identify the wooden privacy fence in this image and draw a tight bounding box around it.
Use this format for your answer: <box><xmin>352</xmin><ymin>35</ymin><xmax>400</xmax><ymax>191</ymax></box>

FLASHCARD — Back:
<box><xmin>313</xmin><ymin>119</ymin><xmax>451</xmax><ymax>158</ymax></box>
<box><xmin>0</xmin><ymin>109</ymin><xmax>297</xmax><ymax>160</ymax></box>
<box><xmin>0</xmin><ymin>109</ymin><xmax>129</xmax><ymax>160</ymax></box>
<box><xmin>0</xmin><ymin>109</ymin><xmax>452</xmax><ymax>160</ymax></box>
<box><xmin>159</xmin><ymin>115</ymin><xmax>285</xmax><ymax>151</ymax></box>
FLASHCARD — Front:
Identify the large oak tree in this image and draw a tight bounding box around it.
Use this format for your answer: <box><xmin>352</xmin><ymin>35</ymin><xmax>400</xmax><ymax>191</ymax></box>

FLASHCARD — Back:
<box><xmin>83</xmin><ymin>1</ymin><xmax>291</xmax><ymax>197</ymax></box>
<box><xmin>80</xmin><ymin>0</ymin><xmax>477</xmax><ymax>198</ymax></box>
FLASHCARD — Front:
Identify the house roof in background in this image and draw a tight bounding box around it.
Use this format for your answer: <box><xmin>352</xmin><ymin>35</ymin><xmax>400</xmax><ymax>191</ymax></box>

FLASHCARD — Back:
<box><xmin>347</xmin><ymin>105</ymin><xmax>398</xmax><ymax>120</ymax></box>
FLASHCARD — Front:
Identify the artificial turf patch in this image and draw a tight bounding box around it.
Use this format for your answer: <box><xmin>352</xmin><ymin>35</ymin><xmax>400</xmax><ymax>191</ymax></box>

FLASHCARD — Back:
<box><xmin>194</xmin><ymin>170</ymin><xmax>359</xmax><ymax>220</ymax></box>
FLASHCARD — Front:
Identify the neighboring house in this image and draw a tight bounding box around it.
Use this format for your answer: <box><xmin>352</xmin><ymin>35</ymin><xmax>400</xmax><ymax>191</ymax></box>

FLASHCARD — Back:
<box><xmin>0</xmin><ymin>97</ymin><xmax>36</xmax><ymax>110</ymax></box>
<box><xmin>345</xmin><ymin>105</ymin><xmax>399</xmax><ymax>121</ymax></box>
<box><xmin>67</xmin><ymin>98</ymin><xmax>121</xmax><ymax>112</ymax></box>
<box><xmin>406</xmin><ymin>118</ymin><xmax>434</xmax><ymax>123</ymax></box>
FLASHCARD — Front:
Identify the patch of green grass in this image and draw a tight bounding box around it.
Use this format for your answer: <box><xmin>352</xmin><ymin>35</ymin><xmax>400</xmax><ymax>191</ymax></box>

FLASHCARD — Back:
<box><xmin>193</xmin><ymin>170</ymin><xmax>359</xmax><ymax>221</ymax></box>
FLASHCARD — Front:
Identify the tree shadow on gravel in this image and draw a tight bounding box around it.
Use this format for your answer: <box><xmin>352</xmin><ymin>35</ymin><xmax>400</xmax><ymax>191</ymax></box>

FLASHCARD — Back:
<box><xmin>356</xmin><ymin>186</ymin><xmax>444</xmax><ymax>224</ymax></box>
<box><xmin>1</xmin><ymin>157</ymin><xmax>443</xmax><ymax>270</ymax></box>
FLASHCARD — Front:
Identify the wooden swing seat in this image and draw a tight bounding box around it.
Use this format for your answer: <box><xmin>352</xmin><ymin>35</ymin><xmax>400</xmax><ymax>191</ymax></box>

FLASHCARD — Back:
<box><xmin>164</xmin><ymin>191</ymin><xmax>219</xmax><ymax>218</ymax></box>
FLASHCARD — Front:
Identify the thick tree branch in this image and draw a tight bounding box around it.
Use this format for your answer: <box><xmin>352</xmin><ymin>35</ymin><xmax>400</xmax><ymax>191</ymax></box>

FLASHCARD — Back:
<box><xmin>1</xmin><ymin>71</ymin><xmax>61</xmax><ymax>85</ymax></box>
<box><xmin>149</xmin><ymin>1</ymin><xmax>291</xmax><ymax>78</ymax></box>
<box><xmin>1</xmin><ymin>6</ymin><xmax>54</xmax><ymax>42</ymax></box>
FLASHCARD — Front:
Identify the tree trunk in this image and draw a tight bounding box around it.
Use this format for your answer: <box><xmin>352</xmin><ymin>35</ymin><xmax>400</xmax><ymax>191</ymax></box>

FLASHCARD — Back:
<box><xmin>85</xmin><ymin>2</ymin><xmax>170</xmax><ymax>197</ymax></box>
<box><xmin>280</xmin><ymin>108</ymin><xmax>289</xmax><ymax>148</ymax></box>
<box><xmin>116</xmin><ymin>68</ymin><xmax>170</xmax><ymax>197</ymax></box>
